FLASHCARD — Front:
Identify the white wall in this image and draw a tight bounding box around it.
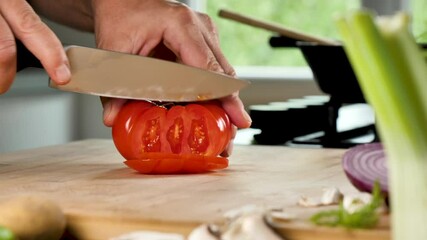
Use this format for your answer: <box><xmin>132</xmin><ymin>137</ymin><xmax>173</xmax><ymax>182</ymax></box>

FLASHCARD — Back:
<box><xmin>0</xmin><ymin>19</ymin><xmax>104</xmax><ymax>153</ymax></box>
<box><xmin>0</xmin><ymin>69</ymin><xmax>79</xmax><ymax>152</ymax></box>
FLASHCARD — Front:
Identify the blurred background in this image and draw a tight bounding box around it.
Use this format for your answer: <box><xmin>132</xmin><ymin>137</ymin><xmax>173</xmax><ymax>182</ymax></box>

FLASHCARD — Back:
<box><xmin>0</xmin><ymin>0</ymin><xmax>425</xmax><ymax>152</ymax></box>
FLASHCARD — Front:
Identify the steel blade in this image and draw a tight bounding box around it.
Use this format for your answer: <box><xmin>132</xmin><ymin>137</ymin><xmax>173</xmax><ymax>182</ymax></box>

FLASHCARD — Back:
<box><xmin>49</xmin><ymin>46</ymin><xmax>249</xmax><ymax>102</ymax></box>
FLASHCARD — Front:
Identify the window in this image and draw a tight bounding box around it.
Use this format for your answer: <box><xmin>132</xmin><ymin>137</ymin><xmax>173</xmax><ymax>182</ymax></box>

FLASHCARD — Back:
<box><xmin>191</xmin><ymin>0</ymin><xmax>425</xmax><ymax>67</ymax></box>
<box><xmin>413</xmin><ymin>0</ymin><xmax>427</xmax><ymax>42</ymax></box>
<box><xmin>206</xmin><ymin>0</ymin><xmax>360</xmax><ymax>67</ymax></box>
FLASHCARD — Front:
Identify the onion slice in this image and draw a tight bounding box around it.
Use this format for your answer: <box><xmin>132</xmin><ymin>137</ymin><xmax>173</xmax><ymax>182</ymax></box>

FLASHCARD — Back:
<box><xmin>342</xmin><ymin>143</ymin><xmax>388</xmax><ymax>197</ymax></box>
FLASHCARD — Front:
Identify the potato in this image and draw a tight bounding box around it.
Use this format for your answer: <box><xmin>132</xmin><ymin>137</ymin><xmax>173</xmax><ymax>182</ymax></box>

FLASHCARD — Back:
<box><xmin>0</xmin><ymin>195</ymin><xmax>66</xmax><ymax>240</ymax></box>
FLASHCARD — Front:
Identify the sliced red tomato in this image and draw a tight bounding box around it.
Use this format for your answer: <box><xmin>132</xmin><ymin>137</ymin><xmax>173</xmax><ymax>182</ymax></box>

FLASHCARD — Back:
<box><xmin>112</xmin><ymin>100</ymin><xmax>232</xmax><ymax>174</ymax></box>
<box><xmin>112</xmin><ymin>101</ymin><xmax>153</xmax><ymax>160</ymax></box>
<box><xmin>124</xmin><ymin>153</ymin><xmax>229</xmax><ymax>174</ymax></box>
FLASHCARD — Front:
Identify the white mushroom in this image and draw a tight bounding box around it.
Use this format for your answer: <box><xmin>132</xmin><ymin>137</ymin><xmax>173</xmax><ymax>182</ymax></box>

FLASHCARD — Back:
<box><xmin>298</xmin><ymin>187</ymin><xmax>343</xmax><ymax>207</ymax></box>
<box><xmin>342</xmin><ymin>193</ymin><xmax>372</xmax><ymax>214</ymax></box>
<box><xmin>187</xmin><ymin>224</ymin><xmax>219</xmax><ymax>240</ymax></box>
<box><xmin>320</xmin><ymin>187</ymin><xmax>344</xmax><ymax>205</ymax></box>
<box><xmin>221</xmin><ymin>212</ymin><xmax>284</xmax><ymax>240</ymax></box>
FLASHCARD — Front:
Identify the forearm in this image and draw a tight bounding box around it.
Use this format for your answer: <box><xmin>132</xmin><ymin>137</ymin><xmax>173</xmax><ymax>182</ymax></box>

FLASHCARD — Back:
<box><xmin>27</xmin><ymin>0</ymin><xmax>94</xmax><ymax>32</ymax></box>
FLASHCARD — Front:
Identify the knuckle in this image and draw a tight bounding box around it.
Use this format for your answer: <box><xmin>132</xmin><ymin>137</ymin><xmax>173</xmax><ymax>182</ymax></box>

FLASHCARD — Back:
<box><xmin>225</xmin><ymin>67</ymin><xmax>237</xmax><ymax>77</ymax></box>
<box><xmin>174</xmin><ymin>4</ymin><xmax>197</xmax><ymax>23</ymax></box>
<box><xmin>0</xmin><ymin>38</ymin><xmax>16</xmax><ymax>63</ymax></box>
<box><xmin>15</xmin><ymin>8</ymin><xmax>44</xmax><ymax>34</ymax></box>
<box><xmin>199</xmin><ymin>13</ymin><xmax>218</xmax><ymax>35</ymax></box>
<box><xmin>206</xmin><ymin>57</ymin><xmax>224</xmax><ymax>73</ymax></box>
<box><xmin>199</xmin><ymin>13</ymin><xmax>215</xmax><ymax>29</ymax></box>
<box><xmin>96</xmin><ymin>33</ymin><xmax>137</xmax><ymax>53</ymax></box>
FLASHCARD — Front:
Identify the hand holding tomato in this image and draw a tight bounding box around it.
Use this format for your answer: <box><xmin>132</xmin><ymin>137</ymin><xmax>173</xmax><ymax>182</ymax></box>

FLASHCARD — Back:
<box><xmin>104</xmin><ymin>93</ymin><xmax>251</xmax><ymax>157</ymax></box>
<box><xmin>92</xmin><ymin>0</ymin><xmax>252</xmax><ymax>155</ymax></box>
<box><xmin>112</xmin><ymin>100</ymin><xmax>234</xmax><ymax>174</ymax></box>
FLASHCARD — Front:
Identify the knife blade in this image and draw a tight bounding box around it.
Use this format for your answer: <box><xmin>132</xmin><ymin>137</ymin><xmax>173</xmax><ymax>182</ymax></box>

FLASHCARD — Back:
<box><xmin>51</xmin><ymin>46</ymin><xmax>249</xmax><ymax>102</ymax></box>
<box><xmin>16</xmin><ymin>42</ymin><xmax>249</xmax><ymax>102</ymax></box>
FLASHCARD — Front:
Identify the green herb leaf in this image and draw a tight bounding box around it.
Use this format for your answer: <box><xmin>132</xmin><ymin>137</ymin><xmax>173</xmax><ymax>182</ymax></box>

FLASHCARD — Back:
<box><xmin>310</xmin><ymin>182</ymin><xmax>384</xmax><ymax>229</ymax></box>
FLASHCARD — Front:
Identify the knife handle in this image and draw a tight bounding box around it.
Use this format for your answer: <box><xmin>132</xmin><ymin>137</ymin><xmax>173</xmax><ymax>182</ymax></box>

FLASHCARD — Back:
<box><xmin>16</xmin><ymin>40</ymin><xmax>43</xmax><ymax>71</ymax></box>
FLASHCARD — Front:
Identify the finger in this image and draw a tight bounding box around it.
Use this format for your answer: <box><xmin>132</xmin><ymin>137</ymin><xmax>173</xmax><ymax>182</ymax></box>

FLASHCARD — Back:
<box><xmin>0</xmin><ymin>14</ymin><xmax>17</xmax><ymax>94</ymax></box>
<box><xmin>198</xmin><ymin>13</ymin><xmax>236</xmax><ymax>77</ymax></box>
<box><xmin>220</xmin><ymin>125</ymin><xmax>237</xmax><ymax>157</ymax></box>
<box><xmin>203</xmin><ymin>34</ymin><xmax>236</xmax><ymax>77</ymax></box>
<box><xmin>221</xmin><ymin>92</ymin><xmax>252</xmax><ymax>129</ymax></box>
<box><xmin>0</xmin><ymin>1</ymin><xmax>70</xmax><ymax>85</ymax></box>
<box><xmin>96</xmin><ymin>31</ymin><xmax>138</xmax><ymax>54</ymax></box>
<box><xmin>101</xmin><ymin>97</ymin><xmax>128</xmax><ymax>127</ymax></box>
<box><xmin>162</xmin><ymin>8</ymin><xmax>224</xmax><ymax>74</ymax></box>
<box><xmin>164</xmin><ymin>31</ymin><xmax>221</xmax><ymax>73</ymax></box>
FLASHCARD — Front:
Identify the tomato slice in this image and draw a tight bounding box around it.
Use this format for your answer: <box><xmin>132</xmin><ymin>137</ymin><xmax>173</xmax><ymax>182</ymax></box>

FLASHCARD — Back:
<box><xmin>198</xmin><ymin>103</ymin><xmax>231</xmax><ymax>155</ymax></box>
<box><xmin>179</xmin><ymin>103</ymin><xmax>229</xmax><ymax>156</ymax></box>
<box><xmin>130</xmin><ymin>106</ymin><xmax>167</xmax><ymax>155</ymax></box>
<box><xmin>112</xmin><ymin>100</ymin><xmax>233</xmax><ymax>174</ymax></box>
<box><xmin>124</xmin><ymin>153</ymin><xmax>229</xmax><ymax>174</ymax></box>
<box><xmin>112</xmin><ymin>101</ymin><xmax>154</xmax><ymax>159</ymax></box>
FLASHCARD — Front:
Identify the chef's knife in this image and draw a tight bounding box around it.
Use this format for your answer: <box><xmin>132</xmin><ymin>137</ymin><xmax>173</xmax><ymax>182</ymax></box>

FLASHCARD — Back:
<box><xmin>16</xmin><ymin>41</ymin><xmax>249</xmax><ymax>102</ymax></box>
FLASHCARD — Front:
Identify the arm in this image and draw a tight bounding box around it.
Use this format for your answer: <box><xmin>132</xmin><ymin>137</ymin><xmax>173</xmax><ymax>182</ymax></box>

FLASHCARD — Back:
<box><xmin>27</xmin><ymin>0</ymin><xmax>93</xmax><ymax>32</ymax></box>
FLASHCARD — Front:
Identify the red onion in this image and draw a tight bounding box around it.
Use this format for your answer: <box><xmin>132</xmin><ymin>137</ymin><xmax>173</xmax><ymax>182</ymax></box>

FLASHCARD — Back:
<box><xmin>342</xmin><ymin>143</ymin><xmax>388</xmax><ymax>197</ymax></box>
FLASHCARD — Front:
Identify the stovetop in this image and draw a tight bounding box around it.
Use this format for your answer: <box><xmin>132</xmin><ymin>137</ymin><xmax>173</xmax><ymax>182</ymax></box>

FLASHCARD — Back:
<box><xmin>237</xmin><ymin>95</ymin><xmax>378</xmax><ymax>149</ymax></box>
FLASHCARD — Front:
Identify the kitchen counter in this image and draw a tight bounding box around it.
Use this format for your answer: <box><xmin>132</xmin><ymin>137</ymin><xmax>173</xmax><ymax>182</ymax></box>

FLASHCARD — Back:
<box><xmin>0</xmin><ymin>139</ymin><xmax>389</xmax><ymax>240</ymax></box>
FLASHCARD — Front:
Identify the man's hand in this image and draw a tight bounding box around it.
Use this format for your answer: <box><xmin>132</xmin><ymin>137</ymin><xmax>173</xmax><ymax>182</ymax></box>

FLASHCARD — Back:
<box><xmin>93</xmin><ymin>0</ymin><xmax>251</xmax><ymax>155</ymax></box>
<box><xmin>0</xmin><ymin>0</ymin><xmax>70</xmax><ymax>93</ymax></box>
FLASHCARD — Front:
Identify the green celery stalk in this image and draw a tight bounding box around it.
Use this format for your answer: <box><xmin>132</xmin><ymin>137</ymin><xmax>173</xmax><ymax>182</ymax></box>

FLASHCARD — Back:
<box><xmin>336</xmin><ymin>11</ymin><xmax>427</xmax><ymax>240</ymax></box>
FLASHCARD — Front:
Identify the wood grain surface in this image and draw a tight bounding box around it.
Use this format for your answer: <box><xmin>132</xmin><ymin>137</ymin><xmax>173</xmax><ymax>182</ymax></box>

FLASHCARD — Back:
<box><xmin>0</xmin><ymin>139</ymin><xmax>389</xmax><ymax>240</ymax></box>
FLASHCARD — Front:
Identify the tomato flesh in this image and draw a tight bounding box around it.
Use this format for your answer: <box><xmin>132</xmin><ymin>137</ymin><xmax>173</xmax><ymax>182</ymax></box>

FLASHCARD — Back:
<box><xmin>141</xmin><ymin>117</ymin><xmax>161</xmax><ymax>152</ymax></box>
<box><xmin>188</xmin><ymin>117</ymin><xmax>209</xmax><ymax>154</ymax></box>
<box><xmin>112</xmin><ymin>100</ymin><xmax>232</xmax><ymax>174</ymax></box>
<box><xmin>167</xmin><ymin>117</ymin><xmax>184</xmax><ymax>154</ymax></box>
<box><xmin>112</xmin><ymin>101</ymin><xmax>153</xmax><ymax>160</ymax></box>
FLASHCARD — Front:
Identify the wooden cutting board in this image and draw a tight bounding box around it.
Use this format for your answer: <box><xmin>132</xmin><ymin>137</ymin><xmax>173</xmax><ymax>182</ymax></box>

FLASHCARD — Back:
<box><xmin>0</xmin><ymin>139</ymin><xmax>389</xmax><ymax>240</ymax></box>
